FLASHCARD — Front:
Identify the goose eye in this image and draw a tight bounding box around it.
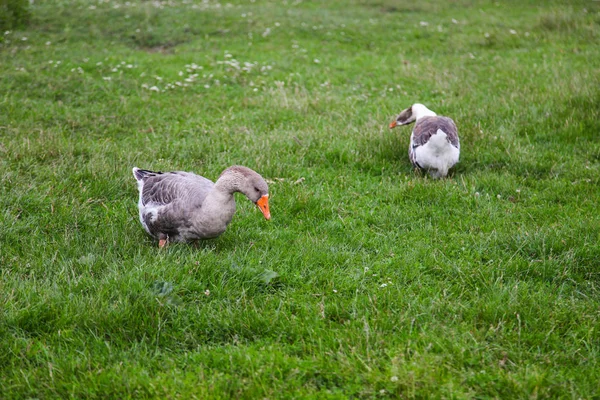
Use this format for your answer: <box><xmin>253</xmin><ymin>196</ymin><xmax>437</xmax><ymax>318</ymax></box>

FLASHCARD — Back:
<box><xmin>254</xmin><ymin>187</ymin><xmax>260</xmax><ymax>192</ymax></box>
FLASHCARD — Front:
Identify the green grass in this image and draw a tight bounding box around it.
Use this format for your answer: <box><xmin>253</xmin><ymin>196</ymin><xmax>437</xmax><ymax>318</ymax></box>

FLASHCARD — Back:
<box><xmin>1</xmin><ymin>0</ymin><xmax>599</xmax><ymax>398</ymax></box>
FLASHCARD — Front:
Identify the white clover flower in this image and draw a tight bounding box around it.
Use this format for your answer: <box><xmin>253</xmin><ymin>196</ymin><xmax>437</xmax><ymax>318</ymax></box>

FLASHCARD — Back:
<box><xmin>313</xmin><ymin>59</ymin><xmax>320</xmax><ymax>63</ymax></box>
<box><xmin>103</xmin><ymin>77</ymin><xmax>112</xmax><ymax>81</ymax></box>
<box><xmin>509</xmin><ymin>29</ymin><xmax>517</xmax><ymax>34</ymax></box>
<box><xmin>149</xmin><ymin>86</ymin><xmax>160</xmax><ymax>92</ymax></box>
<box><xmin>391</xmin><ymin>376</ymin><xmax>399</xmax><ymax>382</ymax></box>
<box><xmin>45</xmin><ymin>41</ymin><xmax>51</xmax><ymax>46</ymax></box>
<box><xmin>419</xmin><ymin>21</ymin><xmax>429</xmax><ymax>26</ymax></box>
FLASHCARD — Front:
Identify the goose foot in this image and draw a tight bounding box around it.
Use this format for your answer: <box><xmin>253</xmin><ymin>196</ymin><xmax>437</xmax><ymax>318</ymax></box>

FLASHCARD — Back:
<box><xmin>158</xmin><ymin>234</ymin><xmax>169</xmax><ymax>249</ymax></box>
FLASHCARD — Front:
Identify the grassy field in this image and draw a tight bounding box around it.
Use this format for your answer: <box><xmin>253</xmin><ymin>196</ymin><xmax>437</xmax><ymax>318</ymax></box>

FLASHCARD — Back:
<box><xmin>1</xmin><ymin>0</ymin><xmax>599</xmax><ymax>398</ymax></box>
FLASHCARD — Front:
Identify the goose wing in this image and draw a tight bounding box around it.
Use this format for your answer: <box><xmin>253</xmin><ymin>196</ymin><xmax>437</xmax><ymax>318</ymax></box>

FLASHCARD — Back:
<box><xmin>135</xmin><ymin>169</ymin><xmax>213</xmax><ymax>207</ymax></box>
<box><xmin>412</xmin><ymin>116</ymin><xmax>460</xmax><ymax>149</ymax></box>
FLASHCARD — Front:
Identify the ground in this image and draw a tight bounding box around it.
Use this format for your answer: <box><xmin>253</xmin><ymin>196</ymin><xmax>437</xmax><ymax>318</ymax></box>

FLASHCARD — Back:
<box><xmin>1</xmin><ymin>0</ymin><xmax>599</xmax><ymax>398</ymax></box>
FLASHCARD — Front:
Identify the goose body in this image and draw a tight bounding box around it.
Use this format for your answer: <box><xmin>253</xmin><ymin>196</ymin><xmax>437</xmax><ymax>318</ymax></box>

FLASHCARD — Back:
<box><xmin>132</xmin><ymin>166</ymin><xmax>270</xmax><ymax>247</ymax></box>
<box><xmin>390</xmin><ymin>103</ymin><xmax>460</xmax><ymax>178</ymax></box>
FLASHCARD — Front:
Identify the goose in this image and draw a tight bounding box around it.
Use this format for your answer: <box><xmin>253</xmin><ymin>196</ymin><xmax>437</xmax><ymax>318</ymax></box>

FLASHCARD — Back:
<box><xmin>389</xmin><ymin>103</ymin><xmax>460</xmax><ymax>178</ymax></box>
<box><xmin>132</xmin><ymin>166</ymin><xmax>270</xmax><ymax>247</ymax></box>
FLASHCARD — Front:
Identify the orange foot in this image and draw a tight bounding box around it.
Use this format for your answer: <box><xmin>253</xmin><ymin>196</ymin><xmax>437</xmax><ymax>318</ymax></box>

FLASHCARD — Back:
<box><xmin>159</xmin><ymin>238</ymin><xmax>168</xmax><ymax>248</ymax></box>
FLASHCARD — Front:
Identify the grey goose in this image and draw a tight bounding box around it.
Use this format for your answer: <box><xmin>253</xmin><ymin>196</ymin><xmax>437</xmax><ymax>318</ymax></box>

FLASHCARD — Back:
<box><xmin>133</xmin><ymin>166</ymin><xmax>270</xmax><ymax>247</ymax></box>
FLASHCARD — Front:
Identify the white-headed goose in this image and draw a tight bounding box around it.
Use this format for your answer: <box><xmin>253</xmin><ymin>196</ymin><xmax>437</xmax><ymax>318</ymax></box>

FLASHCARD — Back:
<box><xmin>132</xmin><ymin>166</ymin><xmax>270</xmax><ymax>247</ymax></box>
<box><xmin>389</xmin><ymin>103</ymin><xmax>460</xmax><ymax>178</ymax></box>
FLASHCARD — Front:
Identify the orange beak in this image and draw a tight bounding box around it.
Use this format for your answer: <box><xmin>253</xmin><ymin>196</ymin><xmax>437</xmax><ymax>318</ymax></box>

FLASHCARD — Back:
<box><xmin>256</xmin><ymin>194</ymin><xmax>271</xmax><ymax>220</ymax></box>
<box><xmin>389</xmin><ymin>121</ymin><xmax>397</xmax><ymax>129</ymax></box>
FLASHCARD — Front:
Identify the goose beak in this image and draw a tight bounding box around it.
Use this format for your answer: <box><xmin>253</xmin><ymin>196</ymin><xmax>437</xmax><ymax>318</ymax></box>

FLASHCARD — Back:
<box><xmin>389</xmin><ymin>121</ymin><xmax>397</xmax><ymax>129</ymax></box>
<box><xmin>256</xmin><ymin>195</ymin><xmax>271</xmax><ymax>220</ymax></box>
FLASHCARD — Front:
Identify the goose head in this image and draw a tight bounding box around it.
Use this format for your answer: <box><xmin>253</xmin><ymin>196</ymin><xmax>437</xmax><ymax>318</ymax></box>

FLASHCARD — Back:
<box><xmin>389</xmin><ymin>103</ymin><xmax>437</xmax><ymax>128</ymax></box>
<box><xmin>219</xmin><ymin>166</ymin><xmax>271</xmax><ymax>220</ymax></box>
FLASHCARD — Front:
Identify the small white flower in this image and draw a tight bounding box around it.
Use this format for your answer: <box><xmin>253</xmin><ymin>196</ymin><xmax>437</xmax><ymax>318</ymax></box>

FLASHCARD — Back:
<box><xmin>380</xmin><ymin>283</ymin><xmax>388</xmax><ymax>288</ymax></box>
<box><xmin>275</xmin><ymin>22</ymin><xmax>280</xmax><ymax>27</ymax></box>
<box><xmin>475</xmin><ymin>192</ymin><xmax>480</xmax><ymax>197</ymax></box>
<box><xmin>96</xmin><ymin>61</ymin><xmax>103</xmax><ymax>65</ymax></box>
<box><xmin>48</xmin><ymin>60</ymin><xmax>53</xmax><ymax>64</ymax></box>
<box><xmin>391</xmin><ymin>376</ymin><xmax>399</xmax><ymax>382</ymax></box>
<box><xmin>516</xmin><ymin>189</ymin><xmax>521</xmax><ymax>193</ymax></box>
<box><xmin>204</xmin><ymin>84</ymin><xmax>210</xmax><ymax>88</ymax></box>
<box><xmin>127</xmin><ymin>64</ymin><xmax>133</xmax><ymax>68</ymax></box>
<box><xmin>89</xmin><ymin>5</ymin><xmax>96</xmax><ymax>9</ymax></box>
<box><xmin>141</xmin><ymin>83</ymin><xmax>149</xmax><ymax>89</ymax></box>
<box><xmin>103</xmin><ymin>76</ymin><xmax>112</xmax><ymax>81</ymax></box>
<box><xmin>149</xmin><ymin>86</ymin><xmax>160</xmax><ymax>92</ymax></box>
<box><xmin>333</xmin><ymin>289</ymin><xmax>338</xmax><ymax>293</ymax></box>
<box><xmin>419</xmin><ymin>21</ymin><xmax>429</xmax><ymax>26</ymax></box>
<box><xmin>484</xmin><ymin>32</ymin><xmax>490</xmax><ymax>38</ymax></box>
<box><xmin>155</xmin><ymin>76</ymin><xmax>163</xmax><ymax>81</ymax></box>
<box><xmin>497</xmin><ymin>194</ymin><xmax>502</xmax><ymax>199</ymax></box>
<box><xmin>111</xmin><ymin>68</ymin><xmax>118</xmax><ymax>72</ymax></box>
<box><xmin>253</xmin><ymin>88</ymin><xmax>258</xmax><ymax>92</ymax></box>
<box><xmin>45</xmin><ymin>41</ymin><xmax>51</xmax><ymax>46</ymax></box>
<box><xmin>4</xmin><ymin>31</ymin><xmax>10</xmax><ymax>35</ymax></box>
<box><xmin>21</xmin><ymin>37</ymin><xmax>27</xmax><ymax>41</ymax></box>
<box><xmin>509</xmin><ymin>29</ymin><xmax>517</xmax><ymax>35</ymax></box>
<box><xmin>262</xmin><ymin>28</ymin><xmax>271</xmax><ymax>37</ymax></box>
<box><xmin>204</xmin><ymin>289</ymin><xmax>210</xmax><ymax>296</ymax></box>
<box><xmin>525</xmin><ymin>32</ymin><xmax>530</xmax><ymax>37</ymax></box>
<box><xmin>313</xmin><ymin>59</ymin><xmax>320</xmax><ymax>63</ymax></box>
<box><xmin>451</xmin><ymin>18</ymin><xmax>458</xmax><ymax>24</ymax></box>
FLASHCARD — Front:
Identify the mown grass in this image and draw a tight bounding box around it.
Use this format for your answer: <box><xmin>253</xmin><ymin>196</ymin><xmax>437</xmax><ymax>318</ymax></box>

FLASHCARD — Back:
<box><xmin>1</xmin><ymin>0</ymin><xmax>599</xmax><ymax>398</ymax></box>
